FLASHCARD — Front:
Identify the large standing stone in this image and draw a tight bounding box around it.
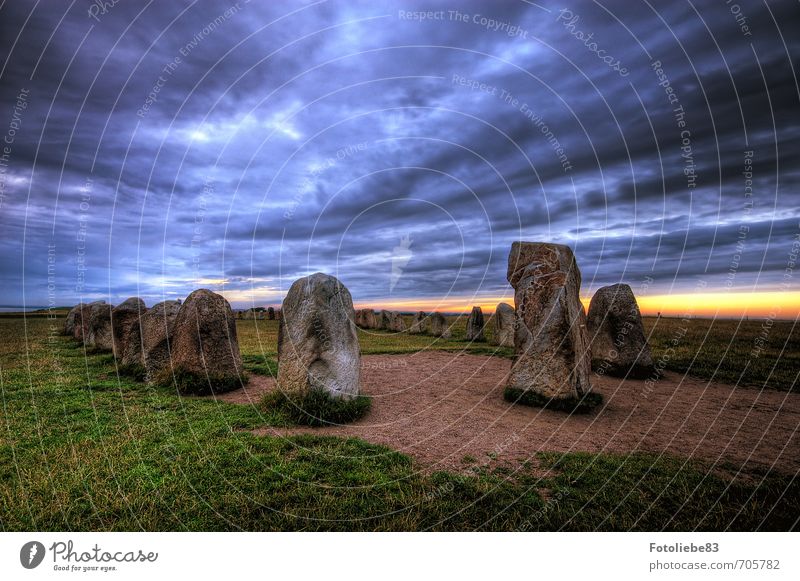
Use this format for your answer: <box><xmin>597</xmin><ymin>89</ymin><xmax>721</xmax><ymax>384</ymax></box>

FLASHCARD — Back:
<box><xmin>354</xmin><ymin>308</ymin><xmax>366</xmax><ymax>328</ymax></box>
<box><xmin>86</xmin><ymin>302</ymin><xmax>114</xmax><ymax>350</ymax></box>
<box><xmin>429</xmin><ymin>312</ymin><xmax>452</xmax><ymax>338</ymax></box>
<box><xmin>378</xmin><ymin>310</ymin><xmax>392</xmax><ymax>330</ymax></box>
<box><xmin>267</xmin><ymin>307</ymin><xmax>275</xmax><ymax>320</ymax></box>
<box><xmin>466</xmin><ymin>306</ymin><xmax>486</xmax><ymax>341</ymax></box>
<box><xmin>166</xmin><ymin>289</ymin><xmax>243</xmax><ymax>395</ymax></box>
<box><xmin>393</xmin><ymin>311</ymin><xmax>407</xmax><ymax>332</ymax></box>
<box><xmin>381</xmin><ymin>310</ymin><xmax>406</xmax><ymax>332</ymax></box>
<box><xmin>122</xmin><ymin>299</ymin><xmax>181</xmax><ymax>380</ymax></box>
<box><xmin>71</xmin><ymin>301</ymin><xmax>104</xmax><ymax>342</ymax></box>
<box><xmin>360</xmin><ymin>309</ymin><xmax>377</xmax><ymax>329</ymax></box>
<box><xmin>491</xmin><ymin>302</ymin><xmax>515</xmax><ymax>347</ymax></box>
<box><xmin>506</xmin><ymin>242</ymin><xmax>592</xmax><ymax>401</ymax></box>
<box><xmin>586</xmin><ymin>284</ymin><xmax>655</xmax><ymax>378</ymax></box>
<box><xmin>277</xmin><ymin>273</ymin><xmax>360</xmax><ymax>399</ymax></box>
<box><xmin>409</xmin><ymin>311</ymin><xmax>427</xmax><ymax>334</ymax></box>
<box><xmin>111</xmin><ymin>297</ymin><xmax>147</xmax><ymax>358</ymax></box>
<box><xmin>64</xmin><ymin>304</ymin><xmax>81</xmax><ymax>336</ymax></box>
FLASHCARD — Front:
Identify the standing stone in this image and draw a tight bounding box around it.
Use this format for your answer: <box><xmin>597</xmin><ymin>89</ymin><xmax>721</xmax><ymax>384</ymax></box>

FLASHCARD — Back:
<box><xmin>277</xmin><ymin>273</ymin><xmax>360</xmax><ymax>399</ymax></box>
<box><xmin>166</xmin><ymin>289</ymin><xmax>243</xmax><ymax>395</ymax></box>
<box><xmin>86</xmin><ymin>302</ymin><xmax>114</xmax><ymax>350</ymax></box>
<box><xmin>586</xmin><ymin>284</ymin><xmax>655</xmax><ymax>378</ymax></box>
<box><xmin>506</xmin><ymin>242</ymin><xmax>592</xmax><ymax>401</ymax></box>
<box><xmin>267</xmin><ymin>307</ymin><xmax>275</xmax><ymax>320</ymax></box>
<box><xmin>122</xmin><ymin>299</ymin><xmax>181</xmax><ymax>379</ymax></box>
<box><xmin>409</xmin><ymin>311</ymin><xmax>427</xmax><ymax>334</ymax></box>
<box><xmin>111</xmin><ymin>297</ymin><xmax>147</xmax><ymax>358</ymax></box>
<box><xmin>392</xmin><ymin>311</ymin><xmax>407</xmax><ymax>332</ymax></box>
<box><xmin>362</xmin><ymin>309</ymin><xmax>377</xmax><ymax>329</ymax></box>
<box><xmin>380</xmin><ymin>310</ymin><xmax>405</xmax><ymax>332</ymax></box>
<box><xmin>491</xmin><ymin>302</ymin><xmax>515</xmax><ymax>347</ymax></box>
<box><xmin>64</xmin><ymin>304</ymin><xmax>81</xmax><ymax>336</ymax></box>
<box><xmin>71</xmin><ymin>301</ymin><xmax>104</xmax><ymax>342</ymax></box>
<box><xmin>465</xmin><ymin>306</ymin><xmax>486</xmax><ymax>341</ymax></box>
<box><xmin>429</xmin><ymin>312</ymin><xmax>452</xmax><ymax>338</ymax></box>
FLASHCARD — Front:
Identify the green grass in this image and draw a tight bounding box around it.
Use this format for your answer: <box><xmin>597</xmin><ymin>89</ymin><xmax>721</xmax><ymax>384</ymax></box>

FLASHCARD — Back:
<box><xmin>0</xmin><ymin>316</ymin><xmax>797</xmax><ymax>531</ymax></box>
<box><xmin>154</xmin><ymin>366</ymin><xmax>247</xmax><ymax>396</ymax></box>
<box><xmin>235</xmin><ymin>315</ymin><xmax>800</xmax><ymax>390</ymax></box>
<box><xmin>642</xmin><ymin>316</ymin><xmax>799</xmax><ymax>391</ymax></box>
<box><xmin>262</xmin><ymin>388</ymin><xmax>372</xmax><ymax>426</ymax></box>
<box><xmin>503</xmin><ymin>386</ymin><xmax>603</xmax><ymax>414</ymax></box>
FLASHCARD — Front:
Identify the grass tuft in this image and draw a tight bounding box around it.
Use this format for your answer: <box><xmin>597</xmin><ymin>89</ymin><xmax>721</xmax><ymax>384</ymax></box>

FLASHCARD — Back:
<box><xmin>504</xmin><ymin>386</ymin><xmax>603</xmax><ymax>414</ymax></box>
<box><xmin>262</xmin><ymin>388</ymin><xmax>371</xmax><ymax>426</ymax></box>
<box><xmin>117</xmin><ymin>363</ymin><xmax>146</xmax><ymax>381</ymax></box>
<box><xmin>154</xmin><ymin>366</ymin><xmax>246</xmax><ymax>396</ymax></box>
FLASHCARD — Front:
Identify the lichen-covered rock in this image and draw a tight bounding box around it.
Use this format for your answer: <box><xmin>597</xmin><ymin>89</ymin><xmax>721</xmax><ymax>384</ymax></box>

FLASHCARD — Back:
<box><xmin>358</xmin><ymin>309</ymin><xmax>377</xmax><ymax>329</ymax></box>
<box><xmin>429</xmin><ymin>312</ymin><xmax>452</xmax><ymax>338</ymax></box>
<box><xmin>166</xmin><ymin>289</ymin><xmax>243</xmax><ymax>395</ymax></box>
<box><xmin>466</xmin><ymin>306</ymin><xmax>485</xmax><ymax>341</ymax></box>
<box><xmin>379</xmin><ymin>310</ymin><xmax>405</xmax><ymax>332</ymax></box>
<box><xmin>64</xmin><ymin>304</ymin><xmax>81</xmax><ymax>336</ymax></box>
<box><xmin>587</xmin><ymin>284</ymin><xmax>655</xmax><ymax>378</ymax></box>
<box><xmin>86</xmin><ymin>302</ymin><xmax>114</xmax><ymax>350</ymax></box>
<box><xmin>491</xmin><ymin>302</ymin><xmax>515</xmax><ymax>347</ymax></box>
<box><xmin>354</xmin><ymin>308</ymin><xmax>368</xmax><ymax>328</ymax></box>
<box><xmin>378</xmin><ymin>310</ymin><xmax>392</xmax><ymax>330</ymax></box>
<box><xmin>391</xmin><ymin>311</ymin><xmax>407</xmax><ymax>332</ymax></box>
<box><xmin>277</xmin><ymin>273</ymin><xmax>360</xmax><ymax>399</ymax></box>
<box><xmin>111</xmin><ymin>297</ymin><xmax>147</xmax><ymax>357</ymax></box>
<box><xmin>71</xmin><ymin>301</ymin><xmax>103</xmax><ymax>342</ymax></box>
<box><xmin>122</xmin><ymin>299</ymin><xmax>181</xmax><ymax>380</ymax></box>
<box><xmin>506</xmin><ymin>242</ymin><xmax>592</xmax><ymax>401</ymax></box>
<box><xmin>409</xmin><ymin>311</ymin><xmax>427</xmax><ymax>334</ymax></box>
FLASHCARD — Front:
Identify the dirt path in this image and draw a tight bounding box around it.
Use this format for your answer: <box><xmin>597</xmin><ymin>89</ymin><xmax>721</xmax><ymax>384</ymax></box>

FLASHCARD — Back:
<box><xmin>212</xmin><ymin>352</ymin><xmax>800</xmax><ymax>474</ymax></box>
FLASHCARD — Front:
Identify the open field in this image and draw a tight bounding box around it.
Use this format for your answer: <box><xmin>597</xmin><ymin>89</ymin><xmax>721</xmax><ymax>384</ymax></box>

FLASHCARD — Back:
<box><xmin>237</xmin><ymin>314</ymin><xmax>800</xmax><ymax>391</ymax></box>
<box><xmin>0</xmin><ymin>316</ymin><xmax>798</xmax><ymax>531</ymax></box>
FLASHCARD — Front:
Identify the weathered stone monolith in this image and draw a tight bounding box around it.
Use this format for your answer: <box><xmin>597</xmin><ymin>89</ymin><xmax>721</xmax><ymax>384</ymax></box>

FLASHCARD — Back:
<box><xmin>491</xmin><ymin>302</ymin><xmax>515</xmax><ymax>347</ymax></box>
<box><xmin>277</xmin><ymin>273</ymin><xmax>360</xmax><ymax>399</ymax></box>
<box><xmin>466</xmin><ymin>306</ymin><xmax>485</xmax><ymax>341</ymax></box>
<box><xmin>409</xmin><ymin>311</ymin><xmax>427</xmax><ymax>334</ymax></box>
<box><xmin>506</xmin><ymin>242</ymin><xmax>592</xmax><ymax>401</ymax></box>
<box><xmin>111</xmin><ymin>297</ymin><xmax>147</xmax><ymax>357</ymax></box>
<box><xmin>122</xmin><ymin>299</ymin><xmax>182</xmax><ymax>381</ymax></box>
<box><xmin>586</xmin><ymin>283</ymin><xmax>655</xmax><ymax>378</ymax></box>
<box><xmin>166</xmin><ymin>289</ymin><xmax>243</xmax><ymax>394</ymax></box>
<box><xmin>86</xmin><ymin>302</ymin><xmax>114</xmax><ymax>350</ymax></box>
<box><xmin>429</xmin><ymin>312</ymin><xmax>452</xmax><ymax>338</ymax></box>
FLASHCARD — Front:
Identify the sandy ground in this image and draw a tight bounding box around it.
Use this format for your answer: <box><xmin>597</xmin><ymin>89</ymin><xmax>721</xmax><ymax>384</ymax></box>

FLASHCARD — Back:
<box><xmin>211</xmin><ymin>352</ymin><xmax>800</xmax><ymax>474</ymax></box>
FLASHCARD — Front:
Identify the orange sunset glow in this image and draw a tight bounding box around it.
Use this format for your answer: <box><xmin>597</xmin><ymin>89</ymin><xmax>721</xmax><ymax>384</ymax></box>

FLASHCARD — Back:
<box><xmin>354</xmin><ymin>291</ymin><xmax>800</xmax><ymax>319</ymax></box>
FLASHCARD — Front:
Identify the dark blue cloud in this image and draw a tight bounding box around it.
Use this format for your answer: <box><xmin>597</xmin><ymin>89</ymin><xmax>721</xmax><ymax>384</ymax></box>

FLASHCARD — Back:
<box><xmin>0</xmin><ymin>0</ymin><xmax>798</xmax><ymax>308</ymax></box>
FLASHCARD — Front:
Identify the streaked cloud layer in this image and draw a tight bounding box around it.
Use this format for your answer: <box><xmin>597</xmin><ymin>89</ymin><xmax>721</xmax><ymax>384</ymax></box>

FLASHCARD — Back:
<box><xmin>1</xmin><ymin>1</ymin><xmax>798</xmax><ymax>314</ymax></box>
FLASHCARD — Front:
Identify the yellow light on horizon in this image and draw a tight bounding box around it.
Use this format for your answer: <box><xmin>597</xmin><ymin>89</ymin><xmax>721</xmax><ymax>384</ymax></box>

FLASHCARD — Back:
<box><xmin>634</xmin><ymin>291</ymin><xmax>800</xmax><ymax>319</ymax></box>
<box><xmin>356</xmin><ymin>291</ymin><xmax>800</xmax><ymax>318</ymax></box>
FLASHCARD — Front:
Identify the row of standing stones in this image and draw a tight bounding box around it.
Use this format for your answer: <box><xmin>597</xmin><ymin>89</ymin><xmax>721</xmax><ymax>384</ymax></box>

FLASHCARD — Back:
<box><xmin>64</xmin><ymin>290</ymin><xmax>244</xmax><ymax>395</ymax></box>
<box><xmin>274</xmin><ymin>242</ymin><xmax>655</xmax><ymax>411</ymax></box>
<box><xmin>353</xmin><ymin>303</ymin><xmax>516</xmax><ymax>348</ymax></box>
<box><xmin>63</xmin><ymin>242</ymin><xmax>654</xmax><ymax>411</ymax></box>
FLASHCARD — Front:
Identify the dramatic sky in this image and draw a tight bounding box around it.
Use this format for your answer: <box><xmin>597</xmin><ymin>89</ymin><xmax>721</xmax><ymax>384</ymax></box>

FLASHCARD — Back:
<box><xmin>1</xmin><ymin>0</ymin><xmax>798</xmax><ymax>315</ymax></box>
